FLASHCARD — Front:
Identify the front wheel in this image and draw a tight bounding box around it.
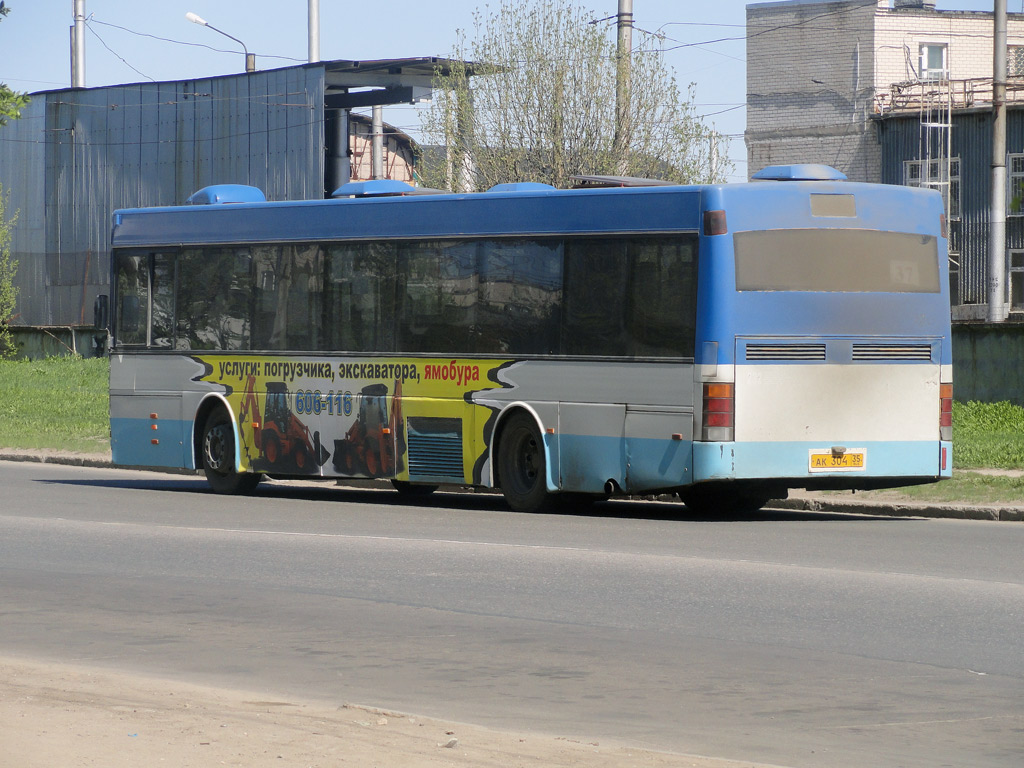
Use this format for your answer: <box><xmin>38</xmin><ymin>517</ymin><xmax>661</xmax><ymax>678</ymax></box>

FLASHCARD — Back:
<box><xmin>498</xmin><ymin>413</ymin><xmax>553</xmax><ymax>513</ymax></box>
<box><xmin>201</xmin><ymin>410</ymin><xmax>261</xmax><ymax>494</ymax></box>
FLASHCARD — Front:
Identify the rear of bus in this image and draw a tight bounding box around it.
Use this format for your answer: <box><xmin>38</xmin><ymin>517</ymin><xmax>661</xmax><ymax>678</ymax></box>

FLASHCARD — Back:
<box><xmin>690</xmin><ymin>165</ymin><xmax>952</xmax><ymax>506</ymax></box>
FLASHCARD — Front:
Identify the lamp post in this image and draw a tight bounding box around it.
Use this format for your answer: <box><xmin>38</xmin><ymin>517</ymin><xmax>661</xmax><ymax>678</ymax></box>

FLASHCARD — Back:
<box><xmin>186</xmin><ymin>12</ymin><xmax>255</xmax><ymax>73</ymax></box>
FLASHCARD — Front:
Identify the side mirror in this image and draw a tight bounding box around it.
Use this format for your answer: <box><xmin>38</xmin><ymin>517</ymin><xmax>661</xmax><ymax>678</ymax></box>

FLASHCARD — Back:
<box><xmin>93</xmin><ymin>294</ymin><xmax>109</xmax><ymax>329</ymax></box>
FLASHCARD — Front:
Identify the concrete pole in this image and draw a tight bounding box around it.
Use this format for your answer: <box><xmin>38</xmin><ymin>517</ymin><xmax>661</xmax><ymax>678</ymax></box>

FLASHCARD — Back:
<box><xmin>371</xmin><ymin>105</ymin><xmax>384</xmax><ymax>180</ymax></box>
<box><xmin>989</xmin><ymin>0</ymin><xmax>1008</xmax><ymax>322</ymax></box>
<box><xmin>613</xmin><ymin>0</ymin><xmax>633</xmax><ymax>176</ymax></box>
<box><xmin>308</xmin><ymin>0</ymin><xmax>320</xmax><ymax>63</ymax></box>
<box><xmin>71</xmin><ymin>0</ymin><xmax>85</xmax><ymax>87</ymax></box>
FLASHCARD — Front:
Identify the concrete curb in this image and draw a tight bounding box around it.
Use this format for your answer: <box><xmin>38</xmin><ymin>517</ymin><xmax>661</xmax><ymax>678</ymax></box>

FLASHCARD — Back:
<box><xmin>2</xmin><ymin>450</ymin><xmax>1021</xmax><ymax>521</ymax></box>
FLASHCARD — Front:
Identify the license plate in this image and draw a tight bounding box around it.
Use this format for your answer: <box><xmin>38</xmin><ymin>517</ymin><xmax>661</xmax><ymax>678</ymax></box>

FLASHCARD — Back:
<box><xmin>809</xmin><ymin>448</ymin><xmax>866</xmax><ymax>472</ymax></box>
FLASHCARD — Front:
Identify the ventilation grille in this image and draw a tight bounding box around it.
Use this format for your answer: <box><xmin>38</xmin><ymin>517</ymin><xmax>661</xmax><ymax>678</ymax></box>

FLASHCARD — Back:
<box><xmin>745</xmin><ymin>343</ymin><xmax>827</xmax><ymax>361</ymax></box>
<box><xmin>852</xmin><ymin>343</ymin><xmax>933</xmax><ymax>361</ymax></box>
<box><xmin>407</xmin><ymin>417</ymin><xmax>464</xmax><ymax>480</ymax></box>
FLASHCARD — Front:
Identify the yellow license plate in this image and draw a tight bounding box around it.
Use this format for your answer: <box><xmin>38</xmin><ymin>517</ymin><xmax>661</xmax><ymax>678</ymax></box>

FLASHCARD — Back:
<box><xmin>809</xmin><ymin>449</ymin><xmax>866</xmax><ymax>472</ymax></box>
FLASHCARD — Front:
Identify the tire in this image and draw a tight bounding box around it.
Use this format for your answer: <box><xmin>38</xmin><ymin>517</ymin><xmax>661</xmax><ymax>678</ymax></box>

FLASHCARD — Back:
<box><xmin>498</xmin><ymin>413</ymin><xmax>553</xmax><ymax>513</ymax></box>
<box><xmin>201</xmin><ymin>410</ymin><xmax>261</xmax><ymax>494</ymax></box>
<box><xmin>391</xmin><ymin>479</ymin><xmax>438</xmax><ymax>497</ymax></box>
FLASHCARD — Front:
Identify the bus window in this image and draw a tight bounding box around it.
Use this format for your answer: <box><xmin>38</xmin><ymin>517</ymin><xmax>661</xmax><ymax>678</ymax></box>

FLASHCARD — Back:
<box><xmin>562</xmin><ymin>239</ymin><xmax>629</xmax><ymax>355</ymax></box>
<box><xmin>397</xmin><ymin>240</ymin><xmax>477</xmax><ymax>354</ymax></box>
<box><xmin>177</xmin><ymin>248</ymin><xmax>252</xmax><ymax>350</ymax></box>
<box><xmin>114</xmin><ymin>252</ymin><xmax>148</xmax><ymax>346</ymax></box>
<box><xmin>477</xmin><ymin>239</ymin><xmax>562</xmax><ymax>355</ymax></box>
<box><xmin>629</xmin><ymin>239</ymin><xmax>698</xmax><ymax>357</ymax></box>
<box><xmin>151</xmin><ymin>253</ymin><xmax>174</xmax><ymax>348</ymax></box>
<box><xmin>734</xmin><ymin>229</ymin><xmax>940</xmax><ymax>293</ymax></box>
<box><xmin>251</xmin><ymin>244</ymin><xmax>324</xmax><ymax>351</ymax></box>
<box><xmin>325</xmin><ymin>242</ymin><xmax>396</xmax><ymax>353</ymax></box>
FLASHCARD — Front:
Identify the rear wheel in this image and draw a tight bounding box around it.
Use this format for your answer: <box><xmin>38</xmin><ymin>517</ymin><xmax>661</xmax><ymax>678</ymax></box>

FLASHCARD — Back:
<box><xmin>201</xmin><ymin>410</ymin><xmax>261</xmax><ymax>494</ymax></box>
<box><xmin>498</xmin><ymin>413</ymin><xmax>553</xmax><ymax>513</ymax></box>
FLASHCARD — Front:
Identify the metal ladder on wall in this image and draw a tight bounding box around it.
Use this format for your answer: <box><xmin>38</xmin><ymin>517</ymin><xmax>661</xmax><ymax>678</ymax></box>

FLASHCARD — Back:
<box><xmin>918</xmin><ymin>78</ymin><xmax>958</xmax><ymax>299</ymax></box>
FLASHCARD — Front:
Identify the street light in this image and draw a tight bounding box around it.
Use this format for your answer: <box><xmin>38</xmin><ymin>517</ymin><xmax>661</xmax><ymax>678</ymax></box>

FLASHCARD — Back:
<box><xmin>186</xmin><ymin>11</ymin><xmax>255</xmax><ymax>73</ymax></box>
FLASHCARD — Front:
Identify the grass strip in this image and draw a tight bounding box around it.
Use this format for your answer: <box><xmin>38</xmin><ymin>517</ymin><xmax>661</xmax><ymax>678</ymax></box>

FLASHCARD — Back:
<box><xmin>0</xmin><ymin>357</ymin><xmax>109</xmax><ymax>453</ymax></box>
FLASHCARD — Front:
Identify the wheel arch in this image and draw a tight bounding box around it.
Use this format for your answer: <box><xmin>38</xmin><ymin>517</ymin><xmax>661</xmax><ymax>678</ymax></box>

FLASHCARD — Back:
<box><xmin>192</xmin><ymin>393</ymin><xmax>239</xmax><ymax>471</ymax></box>
<box><xmin>489</xmin><ymin>403</ymin><xmax>556</xmax><ymax>492</ymax></box>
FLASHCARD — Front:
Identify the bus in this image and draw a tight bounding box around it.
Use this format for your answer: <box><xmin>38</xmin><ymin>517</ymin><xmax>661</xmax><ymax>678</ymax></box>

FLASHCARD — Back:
<box><xmin>105</xmin><ymin>164</ymin><xmax>952</xmax><ymax>513</ymax></box>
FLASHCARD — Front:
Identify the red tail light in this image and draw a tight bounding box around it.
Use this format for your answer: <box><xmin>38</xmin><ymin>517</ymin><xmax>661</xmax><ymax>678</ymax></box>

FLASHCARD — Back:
<box><xmin>940</xmin><ymin>383</ymin><xmax>953</xmax><ymax>441</ymax></box>
<box><xmin>702</xmin><ymin>382</ymin><xmax>735</xmax><ymax>441</ymax></box>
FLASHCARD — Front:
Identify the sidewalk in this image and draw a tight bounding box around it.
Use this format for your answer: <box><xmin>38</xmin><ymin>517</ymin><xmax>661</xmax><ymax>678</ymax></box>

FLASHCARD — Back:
<box><xmin>2</xmin><ymin>448</ymin><xmax>1021</xmax><ymax>521</ymax></box>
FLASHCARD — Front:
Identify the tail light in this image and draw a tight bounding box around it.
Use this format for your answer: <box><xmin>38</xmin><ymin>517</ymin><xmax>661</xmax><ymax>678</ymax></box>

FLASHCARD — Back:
<box><xmin>702</xmin><ymin>382</ymin><xmax>734</xmax><ymax>442</ymax></box>
<box><xmin>939</xmin><ymin>383</ymin><xmax>953</xmax><ymax>442</ymax></box>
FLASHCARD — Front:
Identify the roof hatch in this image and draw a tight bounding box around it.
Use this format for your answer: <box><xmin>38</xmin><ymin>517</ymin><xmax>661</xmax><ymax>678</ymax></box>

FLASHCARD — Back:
<box><xmin>752</xmin><ymin>164</ymin><xmax>847</xmax><ymax>182</ymax></box>
<box><xmin>185</xmin><ymin>185</ymin><xmax>267</xmax><ymax>205</ymax></box>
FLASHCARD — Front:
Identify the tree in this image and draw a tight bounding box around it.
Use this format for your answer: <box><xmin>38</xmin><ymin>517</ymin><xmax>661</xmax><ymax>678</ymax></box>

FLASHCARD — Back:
<box><xmin>0</xmin><ymin>3</ymin><xmax>30</xmax><ymax>127</ymax></box>
<box><xmin>0</xmin><ymin>186</ymin><xmax>18</xmax><ymax>358</ymax></box>
<box><xmin>419</xmin><ymin>0</ymin><xmax>729</xmax><ymax>191</ymax></box>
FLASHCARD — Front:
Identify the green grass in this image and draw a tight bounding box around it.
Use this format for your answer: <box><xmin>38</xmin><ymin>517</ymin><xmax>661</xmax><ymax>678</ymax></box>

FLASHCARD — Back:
<box><xmin>952</xmin><ymin>400</ymin><xmax>1024</xmax><ymax>469</ymax></box>
<box><xmin>849</xmin><ymin>471</ymin><xmax>1024</xmax><ymax>505</ymax></box>
<box><xmin>0</xmin><ymin>356</ymin><xmax>109</xmax><ymax>453</ymax></box>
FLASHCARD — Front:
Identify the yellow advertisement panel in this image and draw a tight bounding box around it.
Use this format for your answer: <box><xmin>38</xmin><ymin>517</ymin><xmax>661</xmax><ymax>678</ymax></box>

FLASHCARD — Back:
<box><xmin>192</xmin><ymin>355</ymin><xmax>511</xmax><ymax>483</ymax></box>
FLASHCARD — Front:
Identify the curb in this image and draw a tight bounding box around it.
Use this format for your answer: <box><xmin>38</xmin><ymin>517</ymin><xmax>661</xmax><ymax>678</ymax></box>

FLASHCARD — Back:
<box><xmin>2</xmin><ymin>451</ymin><xmax>1021</xmax><ymax>521</ymax></box>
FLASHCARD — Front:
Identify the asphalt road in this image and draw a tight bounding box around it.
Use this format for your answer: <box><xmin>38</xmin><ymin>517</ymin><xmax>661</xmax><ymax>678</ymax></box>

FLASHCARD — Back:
<box><xmin>1</xmin><ymin>460</ymin><xmax>1021</xmax><ymax>768</ymax></box>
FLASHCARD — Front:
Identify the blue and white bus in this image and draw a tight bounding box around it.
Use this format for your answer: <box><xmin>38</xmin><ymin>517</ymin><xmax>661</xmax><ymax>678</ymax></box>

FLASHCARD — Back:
<box><xmin>106</xmin><ymin>164</ymin><xmax>952</xmax><ymax>513</ymax></box>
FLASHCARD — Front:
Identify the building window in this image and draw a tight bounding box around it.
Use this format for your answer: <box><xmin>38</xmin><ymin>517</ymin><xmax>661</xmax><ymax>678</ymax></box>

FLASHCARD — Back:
<box><xmin>918</xmin><ymin>43</ymin><xmax>948</xmax><ymax>81</ymax></box>
<box><xmin>1009</xmin><ymin>154</ymin><xmax>1024</xmax><ymax>216</ymax></box>
<box><xmin>1010</xmin><ymin>46</ymin><xmax>1024</xmax><ymax>77</ymax></box>
<box><xmin>1010</xmin><ymin>251</ymin><xmax>1024</xmax><ymax>312</ymax></box>
<box><xmin>903</xmin><ymin>157</ymin><xmax>960</xmax><ymax>220</ymax></box>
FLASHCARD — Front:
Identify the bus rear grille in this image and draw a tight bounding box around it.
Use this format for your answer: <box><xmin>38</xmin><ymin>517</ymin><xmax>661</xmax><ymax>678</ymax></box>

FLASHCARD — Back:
<box><xmin>745</xmin><ymin>343</ymin><xmax>826</xmax><ymax>361</ymax></box>
<box><xmin>852</xmin><ymin>344</ymin><xmax>933</xmax><ymax>361</ymax></box>
<box><xmin>407</xmin><ymin>417</ymin><xmax>464</xmax><ymax>480</ymax></box>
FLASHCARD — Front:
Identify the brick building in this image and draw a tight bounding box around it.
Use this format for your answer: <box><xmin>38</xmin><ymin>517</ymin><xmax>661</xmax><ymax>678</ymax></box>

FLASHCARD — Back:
<box><xmin>747</xmin><ymin>0</ymin><xmax>1024</xmax><ymax>316</ymax></box>
<box><xmin>746</xmin><ymin>0</ymin><xmax>1024</xmax><ymax>183</ymax></box>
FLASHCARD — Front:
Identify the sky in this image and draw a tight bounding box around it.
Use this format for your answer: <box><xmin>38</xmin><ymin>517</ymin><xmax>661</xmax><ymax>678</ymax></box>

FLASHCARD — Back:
<box><xmin>0</xmin><ymin>0</ymin><xmax>1002</xmax><ymax>182</ymax></box>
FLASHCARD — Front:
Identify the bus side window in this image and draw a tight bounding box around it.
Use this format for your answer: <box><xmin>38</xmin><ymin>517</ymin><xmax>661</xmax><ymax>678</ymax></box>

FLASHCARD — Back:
<box><xmin>151</xmin><ymin>253</ymin><xmax>175</xmax><ymax>348</ymax></box>
<box><xmin>325</xmin><ymin>242</ymin><xmax>396</xmax><ymax>353</ymax></box>
<box><xmin>562</xmin><ymin>239</ymin><xmax>629</xmax><ymax>356</ymax></box>
<box><xmin>114</xmin><ymin>252</ymin><xmax>148</xmax><ymax>346</ymax></box>
<box><xmin>176</xmin><ymin>247</ymin><xmax>251</xmax><ymax>350</ymax></box>
<box><xmin>628</xmin><ymin>238</ymin><xmax>698</xmax><ymax>358</ymax></box>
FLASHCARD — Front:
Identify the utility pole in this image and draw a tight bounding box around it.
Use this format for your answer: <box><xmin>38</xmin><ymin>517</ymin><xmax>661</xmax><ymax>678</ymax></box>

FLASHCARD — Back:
<box><xmin>371</xmin><ymin>105</ymin><xmax>384</xmax><ymax>180</ymax></box>
<box><xmin>989</xmin><ymin>0</ymin><xmax>1008</xmax><ymax>322</ymax></box>
<box><xmin>71</xmin><ymin>0</ymin><xmax>85</xmax><ymax>87</ymax></box>
<box><xmin>308</xmin><ymin>0</ymin><xmax>320</xmax><ymax>63</ymax></box>
<box><xmin>613</xmin><ymin>0</ymin><xmax>633</xmax><ymax>176</ymax></box>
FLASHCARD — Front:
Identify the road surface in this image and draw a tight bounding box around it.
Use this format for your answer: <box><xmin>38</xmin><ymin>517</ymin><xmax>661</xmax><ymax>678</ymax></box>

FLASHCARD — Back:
<box><xmin>1</xmin><ymin>460</ymin><xmax>1021</xmax><ymax>767</ymax></box>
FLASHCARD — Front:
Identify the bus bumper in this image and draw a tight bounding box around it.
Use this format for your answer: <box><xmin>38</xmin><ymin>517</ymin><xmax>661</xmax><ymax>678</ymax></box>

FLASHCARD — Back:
<box><xmin>693</xmin><ymin>440</ymin><xmax>953</xmax><ymax>486</ymax></box>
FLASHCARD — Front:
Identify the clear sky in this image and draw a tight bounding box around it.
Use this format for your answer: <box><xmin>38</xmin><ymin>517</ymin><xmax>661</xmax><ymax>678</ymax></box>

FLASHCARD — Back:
<box><xmin>0</xmin><ymin>0</ymin><xmax>1001</xmax><ymax>182</ymax></box>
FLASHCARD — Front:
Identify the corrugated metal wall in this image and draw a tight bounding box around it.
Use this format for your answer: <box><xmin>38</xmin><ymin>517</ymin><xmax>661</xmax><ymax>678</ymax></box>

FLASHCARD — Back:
<box><xmin>878</xmin><ymin>108</ymin><xmax>1024</xmax><ymax>308</ymax></box>
<box><xmin>0</xmin><ymin>66</ymin><xmax>325</xmax><ymax>326</ymax></box>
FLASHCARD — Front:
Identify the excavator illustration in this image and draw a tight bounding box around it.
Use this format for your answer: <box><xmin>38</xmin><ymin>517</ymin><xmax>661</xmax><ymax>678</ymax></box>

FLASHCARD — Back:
<box><xmin>333</xmin><ymin>379</ymin><xmax>405</xmax><ymax>478</ymax></box>
<box><xmin>238</xmin><ymin>376</ymin><xmax>329</xmax><ymax>473</ymax></box>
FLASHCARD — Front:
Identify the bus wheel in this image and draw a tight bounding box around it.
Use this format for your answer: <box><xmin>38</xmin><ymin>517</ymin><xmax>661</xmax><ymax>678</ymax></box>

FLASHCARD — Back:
<box><xmin>201</xmin><ymin>410</ymin><xmax>261</xmax><ymax>494</ymax></box>
<box><xmin>498</xmin><ymin>413</ymin><xmax>552</xmax><ymax>513</ymax></box>
<box><xmin>391</xmin><ymin>480</ymin><xmax>438</xmax><ymax>497</ymax></box>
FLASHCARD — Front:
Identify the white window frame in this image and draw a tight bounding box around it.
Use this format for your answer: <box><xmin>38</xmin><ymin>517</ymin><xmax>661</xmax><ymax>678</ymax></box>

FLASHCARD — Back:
<box><xmin>1009</xmin><ymin>154</ymin><xmax>1024</xmax><ymax>217</ymax></box>
<box><xmin>918</xmin><ymin>43</ymin><xmax>948</xmax><ymax>81</ymax></box>
<box><xmin>1009</xmin><ymin>250</ymin><xmax>1024</xmax><ymax>312</ymax></box>
<box><xmin>1010</xmin><ymin>45</ymin><xmax>1024</xmax><ymax>78</ymax></box>
<box><xmin>903</xmin><ymin>157</ymin><xmax>960</xmax><ymax>221</ymax></box>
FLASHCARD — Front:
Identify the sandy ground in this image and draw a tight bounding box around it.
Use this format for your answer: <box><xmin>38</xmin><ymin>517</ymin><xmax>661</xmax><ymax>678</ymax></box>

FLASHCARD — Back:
<box><xmin>0</xmin><ymin>656</ymin><xmax>773</xmax><ymax>768</ymax></box>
